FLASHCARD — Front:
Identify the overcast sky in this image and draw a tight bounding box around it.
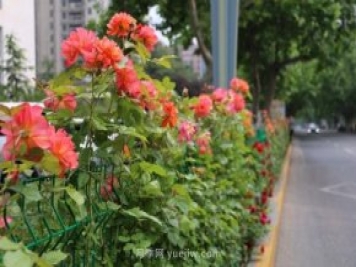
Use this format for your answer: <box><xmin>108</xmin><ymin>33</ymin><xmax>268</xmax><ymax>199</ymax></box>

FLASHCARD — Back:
<box><xmin>147</xmin><ymin>6</ymin><xmax>169</xmax><ymax>45</ymax></box>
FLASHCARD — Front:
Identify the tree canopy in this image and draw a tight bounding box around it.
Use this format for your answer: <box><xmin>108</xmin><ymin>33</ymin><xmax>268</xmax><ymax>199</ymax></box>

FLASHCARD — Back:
<box><xmin>0</xmin><ymin>34</ymin><xmax>33</xmax><ymax>101</ymax></box>
<box><xmin>101</xmin><ymin>0</ymin><xmax>356</xmax><ymax>112</ymax></box>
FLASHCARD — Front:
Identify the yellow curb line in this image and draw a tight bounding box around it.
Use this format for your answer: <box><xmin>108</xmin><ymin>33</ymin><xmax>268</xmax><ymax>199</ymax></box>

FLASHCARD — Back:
<box><xmin>256</xmin><ymin>143</ymin><xmax>293</xmax><ymax>267</ymax></box>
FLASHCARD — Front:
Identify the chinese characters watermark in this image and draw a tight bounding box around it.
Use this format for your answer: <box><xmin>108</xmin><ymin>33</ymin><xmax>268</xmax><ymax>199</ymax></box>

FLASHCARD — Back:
<box><xmin>135</xmin><ymin>248</ymin><xmax>220</xmax><ymax>260</ymax></box>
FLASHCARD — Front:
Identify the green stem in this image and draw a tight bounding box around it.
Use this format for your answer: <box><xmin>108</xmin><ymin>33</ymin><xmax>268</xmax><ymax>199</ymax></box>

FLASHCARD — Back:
<box><xmin>85</xmin><ymin>72</ymin><xmax>96</xmax><ymax>262</ymax></box>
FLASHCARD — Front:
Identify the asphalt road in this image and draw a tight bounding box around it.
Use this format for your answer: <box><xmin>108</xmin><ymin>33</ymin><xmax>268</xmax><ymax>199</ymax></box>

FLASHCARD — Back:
<box><xmin>275</xmin><ymin>133</ymin><xmax>356</xmax><ymax>267</ymax></box>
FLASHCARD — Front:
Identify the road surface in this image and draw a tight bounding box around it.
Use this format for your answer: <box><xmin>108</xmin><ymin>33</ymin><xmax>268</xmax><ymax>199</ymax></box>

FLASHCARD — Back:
<box><xmin>276</xmin><ymin>133</ymin><xmax>356</xmax><ymax>267</ymax></box>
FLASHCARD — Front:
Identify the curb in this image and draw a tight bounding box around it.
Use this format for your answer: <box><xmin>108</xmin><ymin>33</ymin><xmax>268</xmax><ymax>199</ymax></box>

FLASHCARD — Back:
<box><xmin>255</xmin><ymin>143</ymin><xmax>293</xmax><ymax>267</ymax></box>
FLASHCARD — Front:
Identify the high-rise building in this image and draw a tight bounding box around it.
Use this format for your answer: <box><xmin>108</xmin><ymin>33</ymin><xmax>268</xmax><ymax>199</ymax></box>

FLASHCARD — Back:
<box><xmin>0</xmin><ymin>0</ymin><xmax>36</xmax><ymax>84</ymax></box>
<box><xmin>35</xmin><ymin>0</ymin><xmax>110</xmax><ymax>78</ymax></box>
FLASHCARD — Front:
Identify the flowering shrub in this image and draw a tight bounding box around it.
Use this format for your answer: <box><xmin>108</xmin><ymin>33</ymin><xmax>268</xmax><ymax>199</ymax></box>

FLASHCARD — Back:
<box><xmin>0</xmin><ymin>12</ymin><xmax>289</xmax><ymax>267</ymax></box>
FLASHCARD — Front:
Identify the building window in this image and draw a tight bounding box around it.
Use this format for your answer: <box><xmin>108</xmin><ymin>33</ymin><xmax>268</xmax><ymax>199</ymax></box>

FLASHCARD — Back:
<box><xmin>62</xmin><ymin>24</ymin><xmax>66</xmax><ymax>31</ymax></box>
<box><xmin>69</xmin><ymin>11</ymin><xmax>82</xmax><ymax>20</ymax></box>
<box><xmin>50</xmin><ymin>22</ymin><xmax>54</xmax><ymax>29</ymax></box>
<box><xmin>62</xmin><ymin>12</ymin><xmax>66</xmax><ymax>19</ymax></box>
<box><xmin>69</xmin><ymin>24</ymin><xmax>81</xmax><ymax>31</ymax></box>
<box><xmin>68</xmin><ymin>0</ymin><xmax>82</xmax><ymax>3</ymax></box>
<box><xmin>0</xmin><ymin>0</ymin><xmax>2</xmax><ymax>9</ymax></box>
<box><xmin>88</xmin><ymin>8</ymin><xmax>92</xmax><ymax>15</ymax></box>
<box><xmin>50</xmin><ymin>10</ymin><xmax>54</xmax><ymax>16</ymax></box>
<box><xmin>50</xmin><ymin>0</ymin><xmax>54</xmax><ymax>4</ymax></box>
<box><xmin>51</xmin><ymin>47</ymin><xmax>55</xmax><ymax>55</ymax></box>
<box><xmin>62</xmin><ymin>0</ymin><xmax>66</xmax><ymax>5</ymax></box>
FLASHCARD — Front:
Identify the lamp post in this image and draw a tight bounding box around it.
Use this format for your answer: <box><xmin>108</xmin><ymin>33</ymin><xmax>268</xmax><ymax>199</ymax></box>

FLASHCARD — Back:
<box><xmin>210</xmin><ymin>0</ymin><xmax>240</xmax><ymax>88</ymax></box>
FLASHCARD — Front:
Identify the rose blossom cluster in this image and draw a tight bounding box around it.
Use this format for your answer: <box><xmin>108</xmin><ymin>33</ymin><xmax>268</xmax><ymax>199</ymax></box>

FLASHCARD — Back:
<box><xmin>210</xmin><ymin>88</ymin><xmax>246</xmax><ymax>115</ymax></box>
<box><xmin>44</xmin><ymin>90</ymin><xmax>77</xmax><ymax>112</ymax></box>
<box><xmin>230</xmin><ymin>77</ymin><xmax>249</xmax><ymax>95</ymax></box>
<box><xmin>179</xmin><ymin>77</ymin><xmax>249</xmax><ymax>154</ymax></box>
<box><xmin>192</xmin><ymin>78</ymin><xmax>247</xmax><ymax>119</ymax></box>
<box><xmin>60</xmin><ymin>12</ymin><xmax>251</xmax><ymax>158</ymax></box>
<box><xmin>1</xmin><ymin>103</ymin><xmax>78</xmax><ymax>178</ymax></box>
<box><xmin>177</xmin><ymin>120</ymin><xmax>211</xmax><ymax>155</ymax></box>
<box><xmin>61</xmin><ymin>12</ymin><xmax>176</xmax><ymax>128</ymax></box>
<box><xmin>61</xmin><ymin>27</ymin><xmax>123</xmax><ymax>69</ymax></box>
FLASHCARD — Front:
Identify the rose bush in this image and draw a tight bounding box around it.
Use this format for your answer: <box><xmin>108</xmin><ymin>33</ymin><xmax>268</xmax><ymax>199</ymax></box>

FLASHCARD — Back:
<box><xmin>0</xmin><ymin>12</ymin><xmax>289</xmax><ymax>266</ymax></box>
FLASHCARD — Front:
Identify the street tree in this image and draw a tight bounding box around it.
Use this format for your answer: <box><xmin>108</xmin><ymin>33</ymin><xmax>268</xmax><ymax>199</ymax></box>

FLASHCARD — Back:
<box><xmin>279</xmin><ymin>43</ymin><xmax>356</xmax><ymax>128</ymax></box>
<box><xmin>101</xmin><ymin>0</ymin><xmax>356</xmax><ymax>112</ymax></box>
<box><xmin>0</xmin><ymin>34</ymin><xmax>32</xmax><ymax>101</ymax></box>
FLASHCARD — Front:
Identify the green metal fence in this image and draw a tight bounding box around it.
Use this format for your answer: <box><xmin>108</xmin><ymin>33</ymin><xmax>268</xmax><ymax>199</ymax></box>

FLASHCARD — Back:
<box><xmin>2</xmin><ymin>163</ymin><xmax>117</xmax><ymax>266</ymax></box>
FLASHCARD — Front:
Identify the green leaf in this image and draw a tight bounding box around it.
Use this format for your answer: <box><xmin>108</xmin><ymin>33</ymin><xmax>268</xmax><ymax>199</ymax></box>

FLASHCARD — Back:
<box><xmin>172</xmin><ymin>184</ymin><xmax>189</xmax><ymax>198</ymax></box>
<box><xmin>72</xmin><ymin>67</ymin><xmax>87</xmax><ymax>80</ymax></box>
<box><xmin>0</xmin><ymin>161</ymin><xmax>15</xmax><ymax>170</ymax></box>
<box><xmin>169</xmin><ymin>197</ymin><xmax>190</xmax><ymax>214</ymax></box>
<box><xmin>180</xmin><ymin>215</ymin><xmax>193</xmax><ymax>233</ymax></box>
<box><xmin>123</xmin><ymin>41</ymin><xmax>135</xmax><ymax>50</ymax></box>
<box><xmin>144</xmin><ymin>126</ymin><xmax>164</xmax><ymax>134</ymax></box>
<box><xmin>41</xmin><ymin>250</ymin><xmax>67</xmax><ymax>265</ymax></box>
<box><xmin>116</xmin><ymin>126</ymin><xmax>147</xmax><ymax>142</ymax></box>
<box><xmin>35</xmin><ymin>257</ymin><xmax>52</xmax><ymax>267</ymax></box>
<box><xmin>0</xmin><ymin>237</ymin><xmax>21</xmax><ymax>250</ymax></box>
<box><xmin>50</xmin><ymin>71</ymin><xmax>71</xmax><ymax>87</ymax></box>
<box><xmin>167</xmin><ymin>217</ymin><xmax>179</xmax><ymax>228</ymax></box>
<box><xmin>107</xmin><ymin>201</ymin><xmax>121</xmax><ymax>210</ymax></box>
<box><xmin>40</xmin><ymin>152</ymin><xmax>61</xmax><ymax>176</ymax></box>
<box><xmin>94</xmin><ymin>83</ymin><xmax>110</xmax><ymax>94</ymax></box>
<box><xmin>51</xmin><ymin>85</ymin><xmax>76</xmax><ymax>96</ymax></box>
<box><xmin>167</xmin><ymin>232</ymin><xmax>181</xmax><ymax>246</ymax></box>
<box><xmin>92</xmin><ymin>116</ymin><xmax>107</xmax><ymax>131</ymax></box>
<box><xmin>65</xmin><ymin>187</ymin><xmax>85</xmax><ymax>206</ymax></box>
<box><xmin>135</xmin><ymin>42</ymin><xmax>150</xmax><ymax>62</ymax></box>
<box><xmin>77</xmin><ymin>203</ymin><xmax>88</xmax><ymax>220</ymax></box>
<box><xmin>19</xmin><ymin>183</ymin><xmax>43</xmax><ymax>203</ymax></box>
<box><xmin>139</xmin><ymin>162</ymin><xmax>167</xmax><ymax>177</ymax></box>
<box><xmin>118</xmin><ymin>236</ymin><xmax>130</xmax><ymax>242</ymax></box>
<box><xmin>151</xmin><ymin>55</ymin><xmax>176</xmax><ymax>68</ymax></box>
<box><xmin>122</xmin><ymin>207</ymin><xmax>162</xmax><ymax>226</ymax></box>
<box><xmin>17</xmin><ymin>160</ymin><xmax>35</xmax><ymax>172</ymax></box>
<box><xmin>166</xmin><ymin>132</ymin><xmax>176</xmax><ymax>146</ymax></box>
<box><xmin>162</xmin><ymin>76</ymin><xmax>176</xmax><ymax>92</ymax></box>
<box><xmin>77</xmin><ymin>172</ymin><xmax>90</xmax><ymax>188</ymax></box>
<box><xmin>142</xmin><ymin>180</ymin><xmax>163</xmax><ymax>197</ymax></box>
<box><xmin>116</xmin><ymin>99</ymin><xmax>144</xmax><ymax>126</ymax></box>
<box><xmin>131</xmin><ymin>233</ymin><xmax>145</xmax><ymax>241</ymax></box>
<box><xmin>3</xmin><ymin>250</ymin><xmax>34</xmax><ymax>267</ymax></box>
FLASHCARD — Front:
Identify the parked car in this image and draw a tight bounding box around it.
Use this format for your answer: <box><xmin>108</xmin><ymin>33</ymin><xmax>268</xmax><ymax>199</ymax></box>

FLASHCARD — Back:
<box><xmin>306</xmin><ymin>123</ymin><xmax>320</xmax><ymax>134</ymax></box>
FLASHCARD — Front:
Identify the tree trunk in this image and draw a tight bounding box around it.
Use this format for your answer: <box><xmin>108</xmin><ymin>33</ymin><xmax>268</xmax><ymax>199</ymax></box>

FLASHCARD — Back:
<box><xmin>188</xmin><ymin>0</ymin><xmax>213</xmax><ymax>69</ymax></box>
<box><xmin>252</xmin><ymin>64</ymin><xmax>261</xmax><ymax>117</ymax></box>
<box><xmin>264</xmin><ymin>68</ymin><xmax>278</xmax><ymax>112</ymax></box>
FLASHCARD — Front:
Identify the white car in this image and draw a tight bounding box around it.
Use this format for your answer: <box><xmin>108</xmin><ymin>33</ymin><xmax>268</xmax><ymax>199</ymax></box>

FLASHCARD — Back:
<box><xmin>306</xmin><ymin>123</ymin><xmax>320</xmax><ymax>134</ymax></box>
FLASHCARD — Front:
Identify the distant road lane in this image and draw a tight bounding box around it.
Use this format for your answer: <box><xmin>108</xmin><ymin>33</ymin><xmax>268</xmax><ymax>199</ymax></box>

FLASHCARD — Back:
<box><xmin>276</xmin><ymin>133</ymin><xmax>356</xmax><ymax>267</ymax></box>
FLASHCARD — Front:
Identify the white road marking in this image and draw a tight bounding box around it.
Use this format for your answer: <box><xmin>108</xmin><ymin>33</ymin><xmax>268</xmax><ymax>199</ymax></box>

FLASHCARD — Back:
<box><xmin>320</xmin><ymin>182</ymin><xmax>356</xmax><ymax>201</ymax></box>
<box><xmin>344</xmin><ymin>148</ymin><xmax>356</xmax><ymax>155</ymax></box>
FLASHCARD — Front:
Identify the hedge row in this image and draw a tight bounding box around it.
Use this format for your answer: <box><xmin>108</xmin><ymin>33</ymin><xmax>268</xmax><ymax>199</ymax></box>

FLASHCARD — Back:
<box><xmin>0</xmin><ymin>12</ymin><xmax>290</xmax><ymax>267</ymax></box>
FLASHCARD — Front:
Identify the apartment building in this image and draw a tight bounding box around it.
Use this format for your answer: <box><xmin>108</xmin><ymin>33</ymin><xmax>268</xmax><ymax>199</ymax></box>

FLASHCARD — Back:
<box><xmin>35</xmin><ymin>0</ymin><xmax>110</xmax><ymax>77</ymax></box>
<box><xmin>0</xmin><ymin>0</ymin><xmax>36</xmax><ymax>84</ymax></box>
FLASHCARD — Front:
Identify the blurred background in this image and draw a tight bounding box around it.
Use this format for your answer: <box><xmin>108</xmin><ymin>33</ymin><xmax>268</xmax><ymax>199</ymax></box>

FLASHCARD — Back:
<box><xmin>1</xmin><ymin>0</ymin><xmax>356</xmax><ymax>132</ymax></box>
